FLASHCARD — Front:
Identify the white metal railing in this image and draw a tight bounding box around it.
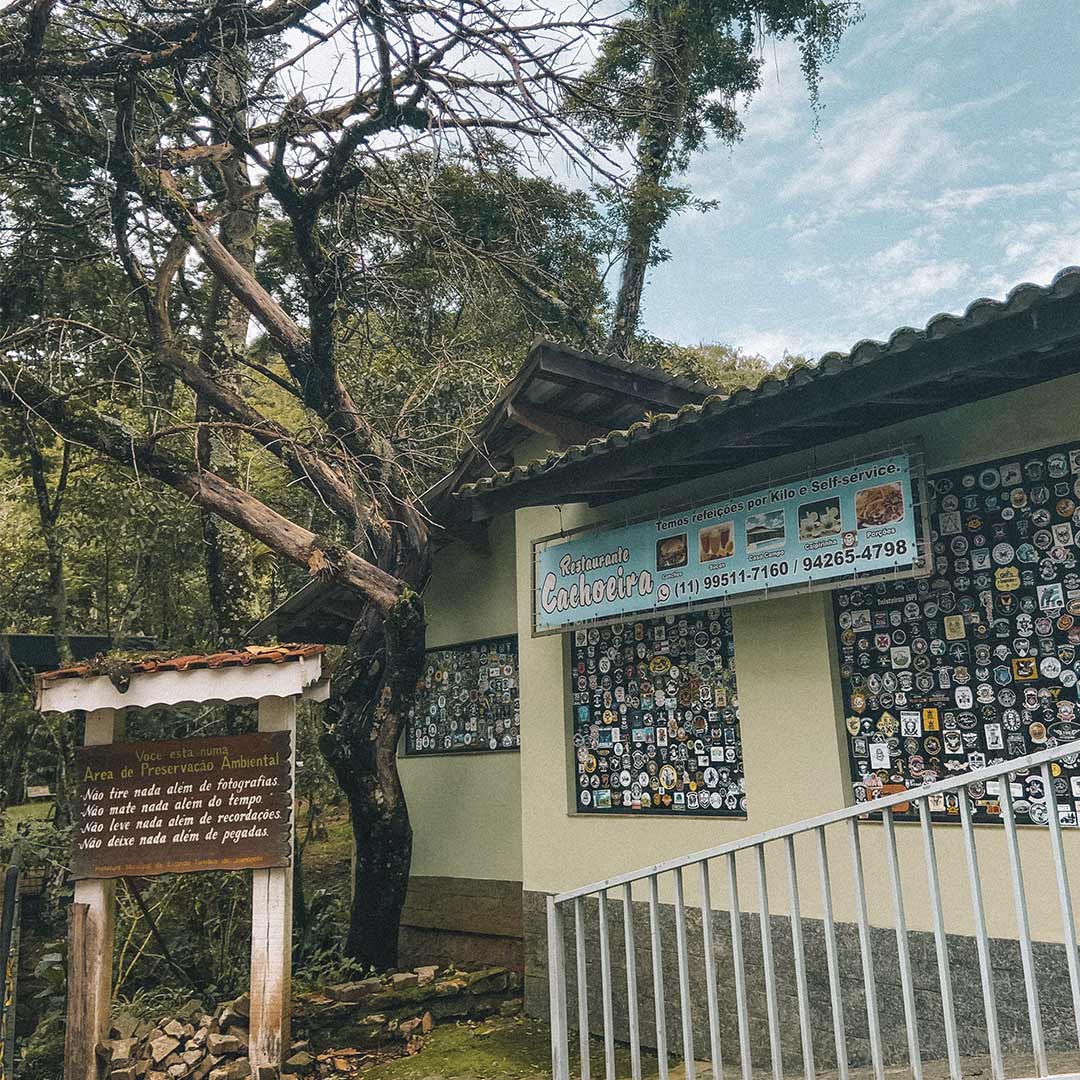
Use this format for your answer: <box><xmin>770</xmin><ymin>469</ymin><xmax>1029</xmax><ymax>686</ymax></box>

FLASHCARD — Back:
<box><xmin>547</xmin><ymin>738</ymin><xmax>1080</xmax><ymax>1080</ymax></box>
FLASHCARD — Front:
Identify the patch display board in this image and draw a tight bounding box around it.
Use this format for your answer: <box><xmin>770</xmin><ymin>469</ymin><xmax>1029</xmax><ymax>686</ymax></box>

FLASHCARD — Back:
<box><xmin>570</xmin><ymin>609</ymin><xmax>744</xmax><ymax>816</ymax></box>
<box><xmin>535</xmin><ymin>450</ymin><xmax>927</xmax><ymax>634</ymax></box>
<box><xmin>834</xmin><ymin>440</ymin><xmax>1080</xmax><ymax>825</ymax></box>
<box><xmin>405</xmin><ymin>635</ymin><xmax>519</xmax><ymax>756</ymax></box>
<box><xmin>73</xmin><ymin>732</ymin><xmax>292</xmax><ymax>879</ymax></box>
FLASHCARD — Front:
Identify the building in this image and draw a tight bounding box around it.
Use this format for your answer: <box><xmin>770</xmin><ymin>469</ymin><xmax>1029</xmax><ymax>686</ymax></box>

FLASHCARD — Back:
<box><xmin>265</xmin><ymin>267</ymin><xmax>1080</xmax><ymax>1077</ymax></box>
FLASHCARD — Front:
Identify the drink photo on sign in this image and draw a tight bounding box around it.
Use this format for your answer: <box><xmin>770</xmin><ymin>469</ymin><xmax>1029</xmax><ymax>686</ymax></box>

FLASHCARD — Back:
<box><xmin>699</xmin><ymin>521</ymin><xmax>735</xmax><ymax>561</ymax></box>
<box><xmin>798</xmin><ymin>496</ymin><xmax>843</xmax><ymax>540</ymax></box>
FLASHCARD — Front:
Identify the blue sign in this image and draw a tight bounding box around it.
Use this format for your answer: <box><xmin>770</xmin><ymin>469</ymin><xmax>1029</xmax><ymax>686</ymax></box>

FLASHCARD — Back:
<box><xmin>533</xmin><ymin>453</ymin><xmax>923</xmax><ymax>633</ymax></box>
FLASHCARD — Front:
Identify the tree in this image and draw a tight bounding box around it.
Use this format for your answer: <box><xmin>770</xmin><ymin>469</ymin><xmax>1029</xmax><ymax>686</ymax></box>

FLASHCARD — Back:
<box><xmin>0</xmin><ymin>0</ymin><xmax>609</xmax><ymax>967</ymax></box>
<box><xmin>583</xmin><ymin>0</ymin><xmax>862</xmax><ymax>359</ymax></box>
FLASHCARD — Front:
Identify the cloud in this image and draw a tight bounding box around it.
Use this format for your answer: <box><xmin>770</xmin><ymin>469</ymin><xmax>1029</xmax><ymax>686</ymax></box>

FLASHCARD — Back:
<box><xmin>848</xmin><ymin>0</ymin><xmax>1022</xmax><ymax>68</ymax></box>
<box><xmin>996</xmin><ymin>218</ymin><xmax>1080</xmax><ymax>286</ymax></box>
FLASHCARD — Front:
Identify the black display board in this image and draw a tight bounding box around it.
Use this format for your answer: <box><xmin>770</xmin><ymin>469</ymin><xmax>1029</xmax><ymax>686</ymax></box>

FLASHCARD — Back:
<box><xmin>404</xmin><ymin>635</ymin><xmax>519</xmax><ymax>756</ymax></box>
<box><xmin>834</xmin><ymin>440</ymin><xmax>1080</xmax><ymax>824</ymax></box>
<box><xmin>570</xmin><ymin>610</ymin><xmax>744</xmax><ymax>816</ymax></box>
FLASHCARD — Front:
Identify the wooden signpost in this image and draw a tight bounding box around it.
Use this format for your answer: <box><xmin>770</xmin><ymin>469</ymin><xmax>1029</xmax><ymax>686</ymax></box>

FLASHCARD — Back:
<box><xmin>34</xmin><ymin>646</ymin><xmax>328</xmax><ymax>1080</ymax></box>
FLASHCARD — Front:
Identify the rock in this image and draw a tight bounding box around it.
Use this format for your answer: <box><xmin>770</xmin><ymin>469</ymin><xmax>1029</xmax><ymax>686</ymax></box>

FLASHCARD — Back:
<box><xmin>181</xmin><ymin>1048</ymin><xmax>204</xmax><ymax>1066</ymax></box>
<box><xmin>465</xmin><ymin>968</ymin><xmax>509</xmax><ymax>995</ymax></box>
<box><xmin>111</xmin><ymin>1069</ymin><xmax>138</xmax><ymax>1080</ymax></box>
<box><xmin>191</xmin><ymin>1056</ymin><xmax>220</xmax><ymax>1080</ymax></box>
<box><xmin>113</xmin><ymin>1013</ymin><xmax>140</xmax><ymax>1039</ymax></box>
<box><xmin>218</xmin><ymin>1008</ymin><xmax>246</xmax><ymax>1033</ymax></box>
<box><xmin>207</xmin><ymin>1032</ymin><xmax>244</xmax><ymax>1055</ymax></box>
<box><xmin>106</xmin><ymin>1038</ymin><xmax>139</xmax><ymax>1065</ymax></box>
<box><xmin>253</xmin><ymin>1067</ymin><xmax>278</xmax><ymax>1080</ymax></box>
<box><xmin>329</xmin><ymin>977</ymin><xmax>381</xmax><ymax>1002</ymax></box>
<box><xmin>164</xmin><ymin>1019</ymin><xmax>186</xmax><ymax>1039</ymax></box>
<box><xmin>208</xmin><ymin>1058</ymin><xmax>251</xmax><ymax>1080</ymax></box>
<box><xmin>230</xmin><ymin>994</ymin><xmax>250</xmax><ymax>1018</ymax></box>
<box><xmin>389</xmin><ymin>971</ymin><xmax>418</xmax><ymax>989</ymax></box>
<box><xmin>282</xmin><ymin>1051</ymin><xmax>314</xmax><ymax>1075</ymax></box>
<box><xmin>499</xmin><ymin>997</ymin><xmax>524</xmax><ymax>1016</ymax></box>
<box><xmin>167</xmin><ymin>1065</ymin><xmax>188</xmax><ymax>1078</ymax></box>
<box><xmin>399</xmin><ymin>1017</ymin><xmax>423</xmax><ymax>1038</ymax></box>
<box><xmin>414</xmin><ymin>965</ymin><xmax>438</xmax><ymax>985</ymax></box>
<box><xmin>151</xmin><ymin>1036</ymin><xmax>181</xmax><ymax>1065</ymax></box>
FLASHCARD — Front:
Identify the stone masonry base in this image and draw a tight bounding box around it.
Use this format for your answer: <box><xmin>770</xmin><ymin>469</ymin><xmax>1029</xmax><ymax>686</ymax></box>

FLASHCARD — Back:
<box><xmin>523</xmin><ymin>889</ymin><xmax>1078</xmax><ymax>1071</ymax></box>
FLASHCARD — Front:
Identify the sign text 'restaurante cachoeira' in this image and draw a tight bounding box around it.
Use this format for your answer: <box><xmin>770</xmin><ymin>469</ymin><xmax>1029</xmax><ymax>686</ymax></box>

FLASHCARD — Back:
<box><xmin>533</xmin><ymin>453</ymin><xmax>924</xmax><ymax>634</ymax></box>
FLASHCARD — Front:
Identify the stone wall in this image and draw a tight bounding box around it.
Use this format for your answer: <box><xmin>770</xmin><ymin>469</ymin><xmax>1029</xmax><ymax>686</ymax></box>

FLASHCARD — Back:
<box><xmin>95</xmin><ymin>965</ymin><xmax>523</xmax><ymax>1079</ymax></box>
<box><xmin>399</xmin><ymin>876</ymin><xmax>523</xmax><ymax>973</ymax></box>
<box><xmin>524</xmin><ymin>890</ymin><xmax>1077</xmax><ymax>1070</ymax></box>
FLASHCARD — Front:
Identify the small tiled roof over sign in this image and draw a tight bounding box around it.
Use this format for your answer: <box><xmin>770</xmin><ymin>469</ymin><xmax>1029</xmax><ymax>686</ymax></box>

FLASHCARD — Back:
<box><xmin>38</xmin><ymin>643</ymin><xmax>325</xmax><ymax>684</ymax></box>
<box><xmin>459</xmin><ymin>267</ymin><xmax>1080</xmax><ymax>518</ymax></box>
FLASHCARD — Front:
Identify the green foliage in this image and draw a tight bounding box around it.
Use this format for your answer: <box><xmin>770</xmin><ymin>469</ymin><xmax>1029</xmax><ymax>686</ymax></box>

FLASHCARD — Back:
<box><xmin>114</xmin><ymin>872</ymin><xmax>252</xmax><ymax>1003</ymax></box>
<box><xmin>627</xmin><ymin>338</ymin><xmax>813</xmax><ymax>394</ymax></box>
<box><xmin>16</xmin><ymin>1006</ymin><xmax>66</xmax><ymax>1080</ymax></box>
<box><xmin>577</xmin><ymin>1</ymin><xmax>863</xmax><ymax>167</ymax></box>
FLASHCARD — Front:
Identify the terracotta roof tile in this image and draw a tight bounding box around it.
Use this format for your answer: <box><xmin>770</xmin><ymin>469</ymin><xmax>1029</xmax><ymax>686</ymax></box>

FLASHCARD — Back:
<box><xmin>38</xmin><ymin>644</ymin><xmax>326</xmax><ymax>683</ymax></box>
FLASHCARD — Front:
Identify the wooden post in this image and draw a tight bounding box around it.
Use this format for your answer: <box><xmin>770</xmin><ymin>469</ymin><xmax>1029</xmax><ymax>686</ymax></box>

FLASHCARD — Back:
<box><xmin>249</xmin><ymin>695</ymin><xmax>296</xmax><ymax>1068</ymax></box>
<box><xmin>65</xmin><ymin>707</ymin><xmax>122</xmax><ymax>1080</ymax></box>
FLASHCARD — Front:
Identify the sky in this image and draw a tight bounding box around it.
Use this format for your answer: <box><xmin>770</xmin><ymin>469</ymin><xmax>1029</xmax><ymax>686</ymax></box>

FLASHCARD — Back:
<box><xmin>639</xmin><ymin>0</ymin><xmax>1080</xmax><ymax>362</ymax></box>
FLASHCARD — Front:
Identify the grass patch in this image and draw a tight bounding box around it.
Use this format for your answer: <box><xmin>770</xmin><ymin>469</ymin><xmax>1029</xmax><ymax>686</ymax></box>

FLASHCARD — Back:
<box><xmin>1</xmin><ymin>800</ymin><xmax>54</xmax><ymax>837</ymax></box>
<box><xmin>361</xmin><ymin>1015</ymin><xmax>659</xmax><ymax>1080</ymax></box>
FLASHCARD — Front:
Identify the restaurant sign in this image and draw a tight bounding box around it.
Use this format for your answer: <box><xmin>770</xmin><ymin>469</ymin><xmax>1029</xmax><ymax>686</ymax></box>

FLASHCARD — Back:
<box><xmin>533</xmin><ymin>451</ymin><xmax>926</xmax><ymax>634</ymax></box>
<box><xmin>73</xmin><ymin>732</ymin><xmax>292</xmax><ymax>879</ymax></box>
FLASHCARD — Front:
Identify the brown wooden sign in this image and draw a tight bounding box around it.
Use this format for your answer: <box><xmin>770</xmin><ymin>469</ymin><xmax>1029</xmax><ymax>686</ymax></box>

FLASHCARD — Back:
<box><xmin>73</xmin><ymin>732</ymin><xmax>292</xmax><ymax>879</ymax></box>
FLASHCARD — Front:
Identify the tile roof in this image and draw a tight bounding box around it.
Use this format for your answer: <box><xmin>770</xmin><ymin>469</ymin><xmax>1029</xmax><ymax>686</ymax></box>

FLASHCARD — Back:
<box><xmin>38</xmin><ymin>643</ymin><xmax>325</xmax><ymax>683</ymax></box>
<box><xmin>457</xmin><ymin>266</ymin><xmax>1080</xmax><ymax>498</ymax></box>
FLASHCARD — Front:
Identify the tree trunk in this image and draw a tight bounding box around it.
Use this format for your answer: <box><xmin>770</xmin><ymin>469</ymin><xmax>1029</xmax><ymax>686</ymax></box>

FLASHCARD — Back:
<box><xmin>606</xmin><ymin>203</ymin><xmax>656</xmax><ymax>361</ymax></box>
<box><xmin>321</xmin><ymin>586</ymin><xmax>427</xmax><ymax>969</ymax></box>
<box><xmin>197</xmin><ymin>53</ymin><xmax>260</xmax><ymax>648</ymax></box>
<box><xmin>606</xmin><ymin>0</ymin><xmax>691</xmax><ymax>361</ymax></box>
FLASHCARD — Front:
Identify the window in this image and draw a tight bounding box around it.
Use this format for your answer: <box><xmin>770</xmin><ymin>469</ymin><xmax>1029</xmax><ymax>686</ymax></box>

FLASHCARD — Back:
<box><xmin>834</xmin><ymin>440</ymin><xmax>1080</xmax><ymax>824</ymax></box>
<box><xmin>570</xmin><ymin>609</ymin><xmax>744</xmax><ymax>816</ymax></box>
<box><xmin>404</xmin><ymin>636</ymin><xmax>519</xmax><ymax>756</ymax></box>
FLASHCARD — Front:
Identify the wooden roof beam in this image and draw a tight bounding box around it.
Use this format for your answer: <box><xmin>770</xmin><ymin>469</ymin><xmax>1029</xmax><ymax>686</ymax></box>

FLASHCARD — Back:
<box><xmin>536</xmin><ymin>346</ymin><xmax>710</xmax><ymax>410</ymax></box>
<box><xmin>505</xmin><ymin>400</ymin><xmax>609</xmax><ymax>448</ymax></box>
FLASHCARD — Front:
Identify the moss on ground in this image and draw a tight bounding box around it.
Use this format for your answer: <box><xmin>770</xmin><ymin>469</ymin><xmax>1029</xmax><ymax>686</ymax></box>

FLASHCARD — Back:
<box><xmin>1</xmin><ymin>800</ymin><xmax>53</xmax><ymax>838</ymax></box>
<box><xmin>302</xmin><ymin>804</ymin><xmax>353</xmax><ymax>878</ymax></box>
<box><xmin>359</xmin><ymin>1015</ymin><xmax>659</xmax><ymax>1080</ymax></box>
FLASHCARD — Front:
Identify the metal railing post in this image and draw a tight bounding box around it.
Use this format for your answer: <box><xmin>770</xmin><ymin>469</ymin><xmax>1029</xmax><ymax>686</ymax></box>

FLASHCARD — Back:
<box><xmin>548</xmin><ymin>895</ymin><xmax>571</xmax><ymax>1080</ymax></box>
